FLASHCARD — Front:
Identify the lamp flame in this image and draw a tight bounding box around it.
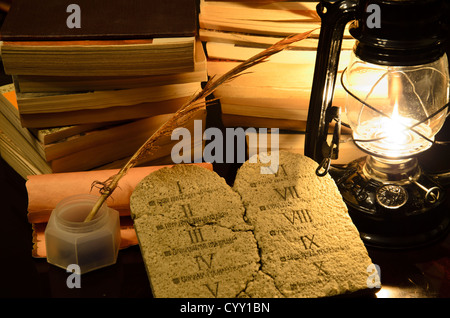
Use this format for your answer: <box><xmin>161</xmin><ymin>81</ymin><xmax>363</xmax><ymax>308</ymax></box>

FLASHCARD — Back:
<box><xmin>379</xmin><ymin>100</ymin><xmax>411</xmax><ymax>146</ymax></box>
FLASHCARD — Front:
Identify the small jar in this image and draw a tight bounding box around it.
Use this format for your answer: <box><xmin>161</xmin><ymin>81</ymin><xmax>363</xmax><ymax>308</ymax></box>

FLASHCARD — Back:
<box><xmin>45</xmin><ymin>194</ymin><xmax>121</xmax><ymax>274</ymax></box>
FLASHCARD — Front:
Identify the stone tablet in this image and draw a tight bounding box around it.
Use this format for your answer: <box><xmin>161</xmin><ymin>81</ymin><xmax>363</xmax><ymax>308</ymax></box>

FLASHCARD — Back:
<box><xmin>130</xmin><ymin>164</ymin><xmax>259</xmax><ymax>298</ymax></box>
<box><xmin>130</xmin><ymin>152</ymin><xmax>379</xmax><ymax>298</ymax></box>
<box><xmin>233</xmin><ymin>151</ymin><xmax>377</xmax><ymax>297</ymax></box>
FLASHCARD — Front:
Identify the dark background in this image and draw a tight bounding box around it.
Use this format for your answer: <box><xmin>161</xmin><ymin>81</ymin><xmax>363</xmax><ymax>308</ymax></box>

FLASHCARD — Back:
<box><xmin>1</xmin><ymin>0</ymin><xmax>450</xmax><ymax>303</ymax></box>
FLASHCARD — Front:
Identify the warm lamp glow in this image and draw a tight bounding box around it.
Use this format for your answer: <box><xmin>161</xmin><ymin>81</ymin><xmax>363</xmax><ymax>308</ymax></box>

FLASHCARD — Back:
<box><xmin>354</xmin><ymin>101</ymin><xmax>433</xmax><ymax>159</ymax></box>
<box><xmin>378</xmin><ymin>102</ymin><xmax>412</xmax><ymax>142</ymax></box>
<box><xmin>344</xmin><ymin>51</ymin><xmax>449</xmax><ymax>160</ymax></box>
<box><xmin>380</xmin><ymin>102</ymin><xmax>411</xmax><ymax>146</ymax></box>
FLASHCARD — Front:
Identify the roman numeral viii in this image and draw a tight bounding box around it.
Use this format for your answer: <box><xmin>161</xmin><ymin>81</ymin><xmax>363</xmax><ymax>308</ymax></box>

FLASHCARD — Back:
<box><xmin>283</xmin><ymin>209</ymin><xmax>312</xmax><ymax>225</ymax></box>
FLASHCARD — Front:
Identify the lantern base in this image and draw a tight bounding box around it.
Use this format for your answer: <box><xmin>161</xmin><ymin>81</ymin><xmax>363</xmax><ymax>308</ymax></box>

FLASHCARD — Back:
<box><xmin>330</xmin><ymin>156</ymin><xmax>450</xmax><ymax>249</ymax></box>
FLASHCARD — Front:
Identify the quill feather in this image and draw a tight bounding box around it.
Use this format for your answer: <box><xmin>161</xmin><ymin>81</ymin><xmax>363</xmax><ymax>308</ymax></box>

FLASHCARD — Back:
<box><xmin>84</xmin><ymin>29</ymin><xmax>317</xmax><ymax>222</ymax></box>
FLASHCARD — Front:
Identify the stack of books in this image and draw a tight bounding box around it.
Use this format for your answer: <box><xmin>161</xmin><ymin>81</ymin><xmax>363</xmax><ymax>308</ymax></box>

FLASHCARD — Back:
<box><xmin>199</xmin><ymin>0</ymin><xmax>361</xmax><ymax>161</ymax></box>
<box><xmin>0</xmin><ymin>0</ymin><xmax>207</xmax><ymax>178</ymax></box>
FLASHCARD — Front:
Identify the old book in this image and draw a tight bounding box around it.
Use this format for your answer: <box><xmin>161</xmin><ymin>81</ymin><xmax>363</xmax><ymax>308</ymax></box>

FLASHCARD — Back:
<box><xmin>221</xmin><ymin>114</ymin><xmax>353</xmax><ymax>134</ymax></box>
<box><xmin>209</xmin><ymin>58</ymin><xmax>348</xmax><ymax>129</ymax></box>
<box><xmin>0</xmin><ymin>83</ymin><xmax>207</xmax><ymax>174</ymax></box>
<box><xmin>2</xmin><ymin>110</ymin><xmax>205</xmax><ymax>177</ymax></box>
<box><xmin>199</xmin><ymin>0</ymin><xmax>352</xmax><ymax>39</ymax></box>
<box><xmin>221</xmin><ymin>99</ymin><xmax>309</xmax><ymax>122</ymax></box>
<box><xmin>221</xmin><ymin>114</ymin><xmax>307</xmax><ymax>131</ymax></box>
<box><xmin>20</xmin><ymin>94</ymin><xmax>194</xmax><ymax>129</ymax></box>
<box><xmin>129</xmin><ymin>152</ymin><xmax>379</xmax><ymax>298</ymax></box>
<box><xmin>1</xmin><ymin>38</ymin><xmax>195</xmax><ymax>77</ymax></box>
<box><xmin>0</xmin><ymin>86</ymin><xmax>45</xmax><ymax>157</ymax></box>
<box><xmin>1</xmin><ymin>0</ymin><xmax>197</xmax><ymax>41</ymax></box>
<box><xmin>199</xmin><ymin>0</ymin><xmax>353</xmax><ymax>138</ymax></box>
<box><xmin>199</xmin><ymin>29</ymin><xmax>356</xmax><ymax>50</ymax></box>
<box><xmin>200</xmin><ymin>0</ymin><xmax>319</xmax><ymax>22</ymax></box>
<box><xmin>216</xmin><ymin>84</ymin><xmax>347</xmax><ymax>123</ymax></box>
<box><xmin>205</xmin><ymin>41</ymin><xmax>351</xmax><ymax>65</ymax></box>
<box><xmin>0</xmin><ymin>85</ymin><xmax>114</xmax><ymax>157</ymax></box>
<box><xmin>32</xmin><ymin>123</ymin><xmax>115</xmax><ymax>146</ymax></box>
<box><xmin>205</xmin><ymin>43</ymin><xmax>349</xmax><ymax>129</ymax></box>
<box><xmin>0</xmin><ymin>84</ymin><xmax>131</xmax><ymax>155</ymax></box>
<box><xmin>199</xmin><ymin>10</ymin><xmax>321</xmax><ymax>37</ymax></box>
<box><xmin>43</xmin><ymin>114</ymin><xmax>171</xmax><ymax>162</ymax></box>
<box><xmin>0</xmin><ymin>130</ymin><xmax>51</xmax><ymax>178</ymax></box>
<box><xmin>11</xmin><ymin>41</ymin><xmax>206</xmax><ymax>128</ymax></box>
<box><xmin>207</xmin><ymin>59</ymin><xmax>350</xmax><ymax>89</ymax></box>
<box><xmin>48</xmin><ymin>109</ymin><xmax>206</xmax><ymax>173</ymax></box>
<box><xmin>0</xmin><ymin>109</ymin><xmax>200</xmax><ymax>176</ymax></box>
<box><xmin>16</xmin><ymin>82</ymin><xmax>201</xmax><ymax>116</ymax></box>
<box><xmin>209</xmin><ymin>59</ymin><xmax>317</xmax><ymax>88</ymax></box>
<box><xmin>14</xmin><ymin>41</ymin><xmax>207</xmax><ymax>93</ymax></box>
<box><xmin>206</xmin><ymin>41</ymin><xmax>317</xmax><ymax>64</ymax></box>
<box><xmin>1</xmin><ymin>88</ymin><xmax>116</xmax><ymax>143</ymax></box>
<box><xmin>1</xmin><ymin>0</ymin><xmax>197</xmax><ymax>76</ymax></box>
<box><xmin>0</xmin><ymin>85</ymin><xmax>188</xmax><ymax>164</ymax></box>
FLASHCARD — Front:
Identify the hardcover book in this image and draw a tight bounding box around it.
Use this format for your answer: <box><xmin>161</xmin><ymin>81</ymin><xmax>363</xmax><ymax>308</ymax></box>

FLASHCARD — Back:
<box><xmin>0</xmin><ymin>0</ymin><xmax>197</xmax><ymax>41</ymax></box>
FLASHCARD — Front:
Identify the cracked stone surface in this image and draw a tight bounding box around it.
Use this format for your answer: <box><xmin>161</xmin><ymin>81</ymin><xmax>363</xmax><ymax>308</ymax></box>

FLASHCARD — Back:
<box><xmin>233</xmin><ymin>151</ymin><xmax>375</xmax><ymax>298</ymax></box>
<box><xmin>130</xmin><ymin>164</ymin><xmax>259</xmax><ymax>298</ymax></box>
<box><xmin>130</xmin><ymin>152</ymin><xmax>376</xmax><ymax>298</ymax></box>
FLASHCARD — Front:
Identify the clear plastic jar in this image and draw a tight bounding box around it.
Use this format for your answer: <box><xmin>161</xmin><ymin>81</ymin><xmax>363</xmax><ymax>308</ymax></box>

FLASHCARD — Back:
<box><xmin>45</xmin><ymin>194</ymin><xmax>121</xmax><ymax>274</ymax></box>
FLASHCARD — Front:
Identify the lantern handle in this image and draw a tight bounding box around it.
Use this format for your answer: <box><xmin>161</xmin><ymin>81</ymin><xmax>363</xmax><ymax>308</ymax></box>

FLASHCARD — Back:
<box><xmin>316</xmin><ymin>106</ymin><xmax>341</xmax><ymax>176</ymax></box>
<box><xmin>305</xmin><ymin>0</ymin><xmax>358</xmax><ymax>165</ymax></box>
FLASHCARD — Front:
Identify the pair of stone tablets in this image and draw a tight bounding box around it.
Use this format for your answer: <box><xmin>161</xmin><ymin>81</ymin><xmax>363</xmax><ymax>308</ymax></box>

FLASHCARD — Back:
<box><xmin>130</xmin><ymin>151</ymin><xmax>376</xmax><ymax>298</ymax></box>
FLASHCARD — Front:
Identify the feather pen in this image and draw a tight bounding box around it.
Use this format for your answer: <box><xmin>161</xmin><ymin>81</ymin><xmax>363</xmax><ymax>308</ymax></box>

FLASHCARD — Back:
<box><xmin>84</xmin><ymin>29</ymin><xmax>317</xmax><ymax>222</ymax></box>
